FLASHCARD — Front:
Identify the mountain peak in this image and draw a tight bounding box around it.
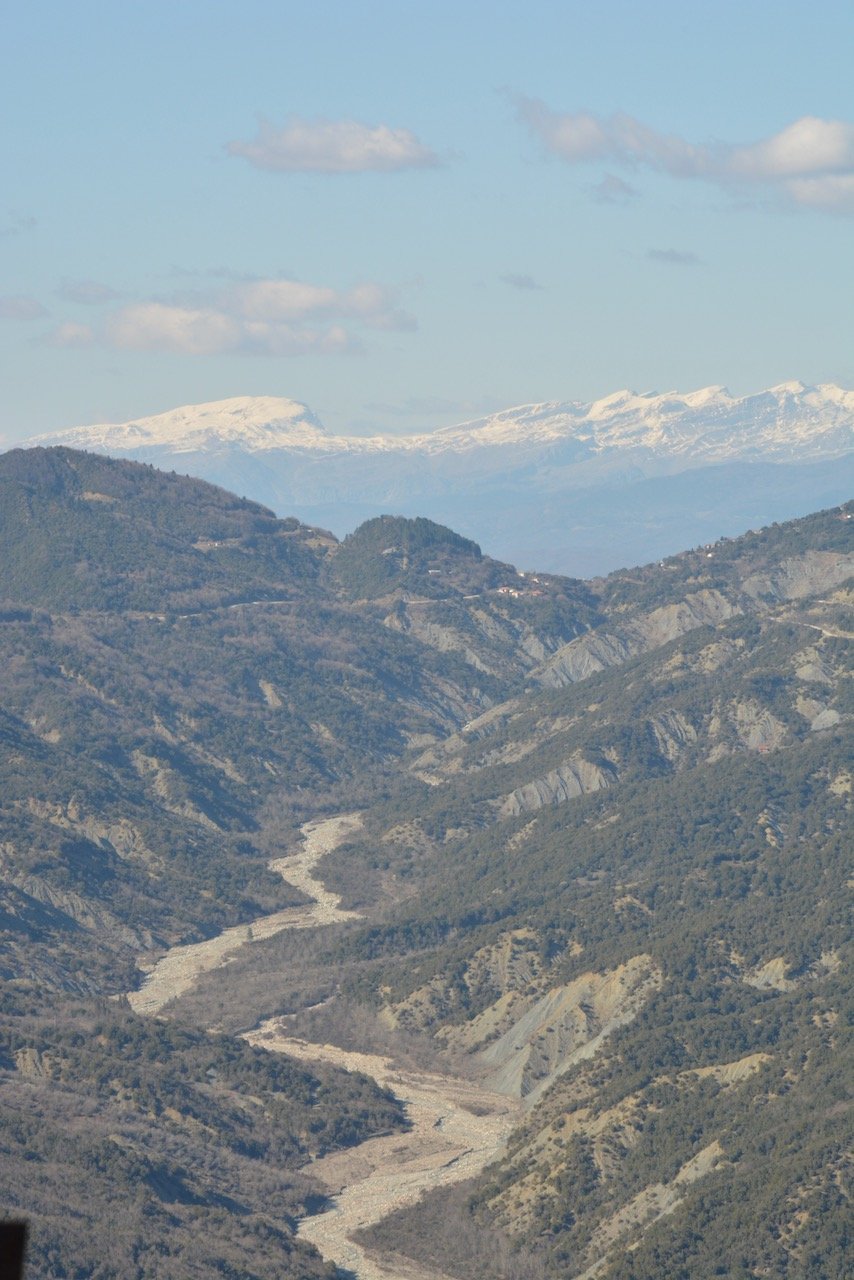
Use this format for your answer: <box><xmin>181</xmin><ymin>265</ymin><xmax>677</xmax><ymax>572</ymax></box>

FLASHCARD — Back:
<box><xmin>16</xmin><ymin>381</ymin><xmax>852</xmax><ymax>579</ymax></box>
<box><xmin>681</xmin><ymin>383</ymin><xmax>733</xmax><ymax>406</ymax></box>
<box><xmin>768</xmin><ymin>379</ymin><xmax>808</xmax><ymax>396</ymax></box>
<box><xmin>32</xmin><ymin>394</ymin><xmax>329</xmax><ymax>453</ymax></box>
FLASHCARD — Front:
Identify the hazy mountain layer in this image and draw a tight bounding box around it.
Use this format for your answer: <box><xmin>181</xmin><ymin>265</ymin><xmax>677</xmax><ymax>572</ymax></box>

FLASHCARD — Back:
<box><xmin>26</xmin><ymin>381</ymin><xmax>854</xmax><ymax>575</ymax></box>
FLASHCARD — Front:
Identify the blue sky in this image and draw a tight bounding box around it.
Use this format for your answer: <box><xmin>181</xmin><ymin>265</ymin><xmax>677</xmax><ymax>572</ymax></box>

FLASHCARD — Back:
<box><xmin>2</xmin><ymin>0</ymin><xmax>853</xmax><ymax>441</ymax></box>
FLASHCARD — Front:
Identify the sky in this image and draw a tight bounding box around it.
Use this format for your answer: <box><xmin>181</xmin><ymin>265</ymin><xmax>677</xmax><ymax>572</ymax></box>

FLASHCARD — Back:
<box><xmin>2</xmin><ymin>0</ymin><xmax>853</xmax><ymax>443</ymax></box>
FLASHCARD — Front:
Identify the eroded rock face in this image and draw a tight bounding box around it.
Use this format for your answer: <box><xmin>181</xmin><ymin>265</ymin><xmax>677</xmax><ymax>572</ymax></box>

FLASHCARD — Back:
<box><xmin>627</xmin><ymin>589</ymin><xmax>740</xmax><ymax>648</ymax></box>
<box><xmin>648</xmin><ymin>709</ymin><xmax>698</xmax><ymax>763</ymax></box>
<box><xmin>475</xmin><ymin>955</ymin><xmax>664</xmax><ymax>1101</ymax></box>
<box><xmin>535</xmin><ymin>589</ymin><xmax>741</xmax><ymax>689</ymax></box>
<box><xmin>14</xmin><ymin>1046</ymin><xmax>50</xmax><ymax>1078</ymax></box>
<box><xmin>0</xmin><ymin>861</ymin><xmax>150</xmax><ymax>948</ymax></box>
<box><xmin>498</xmin><ymin>755</ymin><xmax>617</xmax><ymax>817</ymax></box>
<box><xmin>742</xmin><ymin>550</ymin><xmax>854</xmax><ymax>602</ymax></box>
<box><xmin>536</xmin><ymin>631</ymin><xmax>635</xmax><ymax>687</ymax></box>
<box><xmin>131</xmin><ymin>750</ymin><xmax>222</xmax><ymax>830</ymax></box>
<box><xmin>386</xmin><ymin>611</ymin><xmax>496</xmax><ymax>674</ymax></box>
<box><xmin>793</xmin><ymin>645</ymin><xmax>837</xmax><ymax>685</ymax></box>
<box><xmin>731</xmin><ymin>699</ymin><xmax>789</xmax><ymax>752</ymax></box>
<box><xmin>796</xmin><ymin>694</ymin><xmax>841</xmax><ymax>731</ymax></box>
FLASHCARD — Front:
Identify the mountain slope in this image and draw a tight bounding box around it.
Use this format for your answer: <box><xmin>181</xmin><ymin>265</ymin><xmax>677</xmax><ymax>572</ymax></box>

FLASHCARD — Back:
<box><xmin>338</xmin><ymin>601</ymin><xmax>852</xmax><ymax>1279</ymax></box>
<box><xmin>173</xmin><ymin>508</ymin><xmax>851</xmax><ymax>1280</ymax></box>
<box><xmin>0</xmin><ymin>449</ymin><xmax>598</xmax><ymax>996</ymax></box>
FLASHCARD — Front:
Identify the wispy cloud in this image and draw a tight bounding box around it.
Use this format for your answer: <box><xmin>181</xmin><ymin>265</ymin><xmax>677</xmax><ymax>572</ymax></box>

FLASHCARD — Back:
<box><xmin>0</xmin><ymin>294</ymin><xmax>48</xmax><ymax>320</ymax></box>
<box><xmin>77</xmin><ymin>275</ymin><xmax>415</xmax><ymax>357</ymax></box>
<box><xmin>647</xmin><ymin>248</ymin><xmax>701</xmax><ymax>266</ymax></box>
<box><xmin>500</xmin><ymin>272</ymin><xmax>544</xmax><ymax>291</ymax></box>
<box><xmin>232</xmin><ymin>278</ymin><xmax>415</xmax><ymax>331</ymax></box>
<box><xmin>106</xmin><ymin>304</ymin><xmax>242</xmax><ymax>356</ymax></box>
<box><xmin>0</xmin><ymin>210</ymin><xmax>37</xmax><ymax>239</ymax></box>
<box><xmin>227</xmin><ymin>115</ymin><xmax>440</xmax><ymax>174</ymax></box>
<box><xmin>106</xmin><ymin>302</ymin><xmax>360</xmax><ymax>357</ymax></box>
<box><xmin>591</xmin><ymin>173</ymin><xmax>639</xmax><ymax>204</ymax></box>
<box><xmin>58</xmin><ymin>278</ymin><xmax>121</xmax><ymax>305</ymax></box>
<box><xmin>515</xmin><ymin>97</ymin><xmax>854</xmax><ymax>212</ymax></box>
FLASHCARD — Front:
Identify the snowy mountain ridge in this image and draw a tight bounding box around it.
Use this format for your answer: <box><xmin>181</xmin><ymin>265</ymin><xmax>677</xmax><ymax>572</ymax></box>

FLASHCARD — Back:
<box><xmin>29</xmin><ymin>380</ymin><xmax>854</xmax><ymax>464</ymax></box>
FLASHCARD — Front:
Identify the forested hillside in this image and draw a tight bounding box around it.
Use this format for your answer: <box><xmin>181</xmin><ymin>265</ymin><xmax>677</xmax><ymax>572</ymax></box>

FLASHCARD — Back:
<box><xmin>0</xmin><ymin>446</ymin><xmax>850</xmax><ymax>1279</ymax></box>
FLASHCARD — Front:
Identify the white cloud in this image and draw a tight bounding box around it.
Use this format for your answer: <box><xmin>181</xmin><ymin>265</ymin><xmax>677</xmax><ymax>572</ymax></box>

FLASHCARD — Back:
<box><xmin>0</xmin><ymin>294</ymin><xmax>48</xmax><ymax>320</ymax></box>
<box><xmin>781</xmin><ymin>173</ymin><xmax>854</xmax><ymax>213</ymax></box>
<box><xmin>58</xmin><ymin>278</ymin><xmax>121</xmax><ymax>305</ymax></box>
<box><xmin>241</xmin><ymin>321</ymin><xmax>360</xmax><ymax>356</ymax></box>
<box><xmin>107</xmin><ymin>303</ymin><xmax>241</xmax><ymax>355</ymax></box>
<box><xmin>728</xmin><ymin>116</ymin><xmax>854</xmax><ymax>180</ymax></box>
<box><xmin>232</xmin><ymin>278</ymin><xmax>415</xmax><ymax>330</ymax></box>
<box><xmin>516</xmin><ymin>97</ymin><xmax>854</xmax><ymax>212</ymax></box>
<box><xmin>227</xmin><ymin>115</ymin><xmax>440</xmax><ymax>174</ymax></box>
<box><xmin>93</xmin><ymin>274</ymin><xmax>412</xmax><ymax>357</ymax></box>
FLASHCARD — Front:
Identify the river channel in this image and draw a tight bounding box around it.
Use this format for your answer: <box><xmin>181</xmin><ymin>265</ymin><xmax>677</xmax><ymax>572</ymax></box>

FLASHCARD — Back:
<box><xmin>126</xmin><ymin>814</ymin><xmax>520</xmax><ymax>1280</ymax></box>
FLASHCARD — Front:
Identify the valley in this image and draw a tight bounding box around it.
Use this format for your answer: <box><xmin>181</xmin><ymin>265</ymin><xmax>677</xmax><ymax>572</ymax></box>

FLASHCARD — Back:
<box><xmin>0</xmin><ymin>448</ymin><xmax>850</xmax><ymax>1280</ymax></box>
<box><xmin>247</xmin><ymin>1030</ymin><xmax>519</xmax><ymax>1280</ymax></box>
<box><xmin>6</xmin><ymin>7</ymin><xmax>853</xmax><ymax>1275</ymax></box>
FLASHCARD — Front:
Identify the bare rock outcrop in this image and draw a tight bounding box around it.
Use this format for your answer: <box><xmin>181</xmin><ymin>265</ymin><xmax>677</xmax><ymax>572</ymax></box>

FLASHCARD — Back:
<box><xmin>498</xmin><ymin>754</ymin><xmax>616</xmax><ymax>817</ymax></box>
<box><xmin>536</xmin><ymin>589</ymin><xmax>740</xmax><ymax>689</ymax></box>
<box><xmin>477</xmin><ymin>954</ymin><xmax>663</xmax><ymax>1102</ymax></box>
<box><xmin>742</xmin><ymin>550</ymin><xmax>854</xmax><ymax>602</ymax></box>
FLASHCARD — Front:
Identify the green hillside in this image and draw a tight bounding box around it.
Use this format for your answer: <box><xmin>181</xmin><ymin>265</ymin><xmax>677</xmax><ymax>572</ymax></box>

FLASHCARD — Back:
<box><xmin>0</xmin><ymin>447</ymin><xmax>329</xmax><ymax>612</ymax></box>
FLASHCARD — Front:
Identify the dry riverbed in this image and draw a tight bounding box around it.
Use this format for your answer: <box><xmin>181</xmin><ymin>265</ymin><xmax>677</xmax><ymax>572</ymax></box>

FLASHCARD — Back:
<box><xmin>127</xmin><ymin>813</ymin><xmax>363</xmax><ymax>1015</ymax></box>
<box><xmin>126</xmin><ymin>813</ymin><xmax>522</xmax><ymax>1279</ymax></box>
<box><xmin>245</xmin><ymin>1025</ymin><xmax>520</xmax><ymax>1280</ymax></box>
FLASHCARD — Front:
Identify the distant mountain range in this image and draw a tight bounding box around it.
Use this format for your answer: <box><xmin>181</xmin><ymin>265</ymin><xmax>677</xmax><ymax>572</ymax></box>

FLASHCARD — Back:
<box><xmin>27</xmin><ymin>380</ymin><xmax>854</xmax><ymax>575</ymax></box>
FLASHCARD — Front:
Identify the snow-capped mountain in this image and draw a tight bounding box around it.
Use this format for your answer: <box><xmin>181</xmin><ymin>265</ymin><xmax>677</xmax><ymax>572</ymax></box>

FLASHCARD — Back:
<box><xmin>34</xmin><ymin>381</ymin><xmax>854</xmax><ymax>461</ymax></box>
<box><xmin>35</xmin><ymin>395</ymin><xmax>331</xmax><ymax>454</ymax></box>
<box><xmin>425</xmin><ymin>381</ymin><xmax>854</xmax><ymax>462</ymax></box>
<box><xmin>22</xmin><ymin>382</ymin><xmax>854</xmax><ymax>575</ymax></box>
